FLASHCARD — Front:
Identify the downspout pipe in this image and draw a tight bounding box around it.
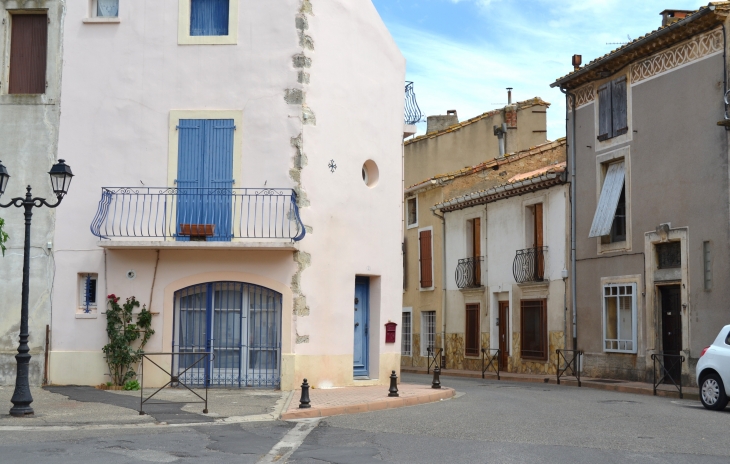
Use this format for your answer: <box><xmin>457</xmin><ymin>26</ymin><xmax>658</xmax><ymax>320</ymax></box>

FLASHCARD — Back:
<box><xmin>432</xmin><ymin>208</ymin><xmax>447</xmax><ymax>361</ymax></box>
<box><xmin>560</xmin><ymin>86</ymin><xmax>578</xmax><ymax>351</ymax></box>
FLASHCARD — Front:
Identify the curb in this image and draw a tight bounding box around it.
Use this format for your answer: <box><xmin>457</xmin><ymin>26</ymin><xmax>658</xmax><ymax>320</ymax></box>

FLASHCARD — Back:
<box><xmin>402</xmin><ymin>368</ymin><xmax>700</xmax><ymax>401</ymax></box>
<box><xmin>280</xmin><ymin>387</ymin><xmax>455</xmax><ymax>420</ymax></box>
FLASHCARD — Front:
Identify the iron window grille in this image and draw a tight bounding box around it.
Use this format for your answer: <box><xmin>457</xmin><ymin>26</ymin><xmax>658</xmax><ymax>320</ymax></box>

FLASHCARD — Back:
<box><xmin>657</xmin><ymin>241</ymin><xmax>681</xmax><ymax>269</ymax></box>
<box><xmin>401</xmin><ymin>311</ymin><xmax>412</xmax><ymax>356</ymax></box>
<box><xmin>79</xmin><ymin>274</ymin><xmax>98</xmax><ymax>313</ymax></box>
<box><xmin>456</xmin><ymin>256</ymin><xmax>484</xmax><ymax>289</ymax></box>
<box><xmin>513</xmin><ymin>247</ymin><xmax>547</xmax><ymax>284</ymax></box>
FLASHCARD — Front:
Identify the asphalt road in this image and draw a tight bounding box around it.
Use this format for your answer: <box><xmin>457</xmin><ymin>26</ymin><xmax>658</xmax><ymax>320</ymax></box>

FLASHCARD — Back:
<box><xmin>0</xmin><ymin>373</ymin><xmax>728</xmax><ymax>463</ymax></box>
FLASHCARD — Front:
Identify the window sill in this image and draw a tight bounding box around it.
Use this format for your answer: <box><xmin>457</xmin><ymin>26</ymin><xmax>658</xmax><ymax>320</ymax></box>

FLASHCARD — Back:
<box><xmin>406</xmin><ymin>223</ymin><xmax>419</xmax><ymax>230</ymax></box>
<box><xmin>83</xmin><ymin>17</ymin><xmax>121</xmax><ymax>23</ymax></box>
<box><xmin>75</xmin><ymin>312</ymin><xmax>98</xmax><ymax>319</ymax></box>
<box><xmin>599</xmin><ymin>240</ymin><xmax>629</xmax><ymax>254</ymax></box>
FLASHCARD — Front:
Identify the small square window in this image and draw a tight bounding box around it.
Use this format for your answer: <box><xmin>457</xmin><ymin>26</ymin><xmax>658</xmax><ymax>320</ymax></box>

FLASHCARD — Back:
<box><xmin>78</xmin><ymin>273</ymin><xmax>98</xmax><ymax>313</ymax></box>
<box><xmin>96</xmin><ymin>0</ymin><xmax>119</xmax><ymax>17</ymax></box>
<box><xmin>406</xmin><ymin>197</ymin><xmax>417</xmax><ymax>228</ymax></box>
<box><xmin>191</xmin><ymin>0</ymin><xmax>230</xmax><ymax>36</ymax></box>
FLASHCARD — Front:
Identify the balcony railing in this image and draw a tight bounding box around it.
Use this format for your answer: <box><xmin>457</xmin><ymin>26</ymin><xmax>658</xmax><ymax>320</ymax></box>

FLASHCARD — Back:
<box><xmin>90</xmin><ymin>187</ymin><xmax>306</xmax><ymax>242</ymax></box>
<box><xmin>404</xmin><ymin>81</ymin><xmax>423</xmax><ymax>125</ymax></box>
<box><xmin>455</xmin><ymin>256</ymin><xmax>484</xmax><ymax>289</ymax></box>
<box><xmin>513</xmin><ymin>247</ymin><xmax>547</xmax><ymax>284</ymax></box>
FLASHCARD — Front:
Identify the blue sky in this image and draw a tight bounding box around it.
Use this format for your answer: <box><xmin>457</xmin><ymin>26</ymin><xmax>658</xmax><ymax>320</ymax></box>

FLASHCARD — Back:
<box><xmin>371</xmin><ymin>0</ymin><xmax>703</xmax><ymax>139</ymax></box>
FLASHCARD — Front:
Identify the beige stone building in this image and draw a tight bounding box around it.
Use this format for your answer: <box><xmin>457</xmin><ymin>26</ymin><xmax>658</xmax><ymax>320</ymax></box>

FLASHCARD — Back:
<box><xmin>401</xmin><ymin>97</ymin><xmax>549</xmax><ymax>369</ymax></box>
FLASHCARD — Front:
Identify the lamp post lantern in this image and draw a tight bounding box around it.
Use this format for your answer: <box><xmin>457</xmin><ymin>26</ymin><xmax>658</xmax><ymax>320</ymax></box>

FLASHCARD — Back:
<box><xmin>0</xmin><ymin>159</ymin><xmax>73</xmax><ymax>417</ymax></box>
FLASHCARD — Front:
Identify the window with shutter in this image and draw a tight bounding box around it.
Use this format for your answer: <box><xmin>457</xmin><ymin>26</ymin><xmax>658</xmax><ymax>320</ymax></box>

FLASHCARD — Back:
<box><xmin>611</xmin><ymin>77</ymin><xmax>628</xmax><ymax>137</ymax></box>
<box><xmin>597</xmin><ymin>83</ymin><xmax>612</xmax><ymax>141</ymax></box>
<box><xmin>589</xmin><ymin>161</ymin><xmax>626</xmax><ymax>238</ymax></box>
<box><xmin>465</xmin><ymin>304</ymin><xmax>480</xmax><ymax>357</ymax></box>
<box><xmin>419</xmin><ymin>229</ymin><xmax>433</xmax><ymax>288</ymax></box>
<box><xmin>8</xmin><ymin>14</ymin><xmax>48</xmax><ymax>95</ymax></box>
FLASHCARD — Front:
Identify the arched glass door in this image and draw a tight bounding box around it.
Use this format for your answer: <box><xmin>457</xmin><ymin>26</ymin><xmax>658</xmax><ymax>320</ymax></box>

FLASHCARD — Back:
<box><xmin>173</xmin><ymin>282</ymin><xmax>282</xmax><ymax>388</ymax></box>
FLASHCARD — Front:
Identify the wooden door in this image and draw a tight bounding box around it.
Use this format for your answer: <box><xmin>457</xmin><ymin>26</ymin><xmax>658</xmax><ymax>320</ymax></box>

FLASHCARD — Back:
<box><xmin>660</xmin><ymin>285</ymin><xmax>682</xmax><ymax>384</ymax></box>
<box><xmin>533</xmin><ymin>204</ymin><xmax>544</xmax><ymax>280</ymax></box>
<box><xmin>498</xmin><ymin>301</ymin><xmax>509</xmax><ymax>370</ymax></box>
<box><xmin>472</xmin><ymin>218</ymin><xmax>481</xmax><ymax>286</ymax></box>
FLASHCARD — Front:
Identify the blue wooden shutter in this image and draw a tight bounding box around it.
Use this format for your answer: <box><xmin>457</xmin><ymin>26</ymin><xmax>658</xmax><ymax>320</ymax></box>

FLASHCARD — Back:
<box><xmin>203</xmin><ymin>120</ymin><xmax>235</xmax><ymax>241</ymax></box>
<box><xmin>190</xmin><ymin>0</ymin><xmax>230</xmax><ymax>36</ymax></box>
<box><xmin>177</xmin><ymin>120</ymin><xmax>205</xmax><ymax>239</ymax></box>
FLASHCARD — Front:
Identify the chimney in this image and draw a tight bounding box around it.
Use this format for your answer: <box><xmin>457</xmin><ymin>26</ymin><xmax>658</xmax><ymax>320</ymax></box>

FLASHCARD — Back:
<box><xmin>507</xmin><ymin>88</ymin><xmax>513</xmax><ymax>105</ymax></box>
<box><xmin>426</xmin><ymin>111</ymin><xmax>459</xmax><ymax>134</ymax></box>
<box><xmin>494</xmin><ymin>123</ymin><xmax>508</xmax><ymax>157</ymax></box>
<box><xmin>572</xmin><ymin>54</ymin><xmax>582</xmax><ymax>71</ymax></box>
<box><xmin>660</xmin><ymin>9</ymin><xmax>692</xmax><ymax>27</ymax></box>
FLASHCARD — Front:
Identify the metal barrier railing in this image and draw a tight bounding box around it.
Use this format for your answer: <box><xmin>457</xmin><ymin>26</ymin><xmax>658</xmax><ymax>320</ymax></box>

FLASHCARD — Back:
<box><xmin>426</xmin><ymin>347</ymin><xmax>443</xmax><ymax>375</ymax></box>
<box><xmin>556</xmin><ymin>349</ymin><xmax>583</xmax><ymax>387</ymax></box>
<box><xmin>138</xmin><ymin>352</ymin><xmax>210</xmax><ymax>416</ymax></box>
<box><xmin>90</xmin><ymin>187</ymin><xmax>306</xmax><ymax>242</ymax></box>
<box><xmin>481</xmin><ymin>348</ymin><xmax>500</xmax><ymax>380</ymax></box>
<box><xmin>651</xmin><ymin>353</ymin><xmax>685</xmax><ymax>399</ymax></box>
<box><xmin>455</xmin><ymin>256</ymin><xmax>484</xmax><ymax>289</ymax></box>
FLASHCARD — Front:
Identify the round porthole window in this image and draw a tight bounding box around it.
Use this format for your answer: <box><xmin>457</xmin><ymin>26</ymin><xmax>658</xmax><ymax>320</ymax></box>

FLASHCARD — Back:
<box><xmin>362</xmin><ymin>160</ymin><xmax>379</xmax><ymax>188</ymax></box>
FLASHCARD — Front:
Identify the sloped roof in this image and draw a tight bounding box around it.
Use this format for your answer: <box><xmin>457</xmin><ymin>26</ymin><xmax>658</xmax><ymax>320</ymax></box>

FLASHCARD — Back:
<box><xmin>404</xmin><ymin>97</ymin><xmax>550</xmax><ymax>146</ymax></box>
<box><xmin>433</xmin><ymin>163</ymin><xmax>567</xmax><ymax>212</ymax></box>
<box><xmin>552</xmin><ymin>2</ymin><xmax>730</xmax><ymax>89</ymax></box>
<box><xmin>406</xmin><ymin>137</ymin><xmax>566</xmax><ymax>192</ymax></box>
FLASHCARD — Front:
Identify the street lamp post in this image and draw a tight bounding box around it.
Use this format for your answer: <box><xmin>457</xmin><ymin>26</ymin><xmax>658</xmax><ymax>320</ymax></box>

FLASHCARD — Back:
<box><xmin>0</xmin><ymin>159</ymin><xmax>73</xmax><ymax>417</ymax></box>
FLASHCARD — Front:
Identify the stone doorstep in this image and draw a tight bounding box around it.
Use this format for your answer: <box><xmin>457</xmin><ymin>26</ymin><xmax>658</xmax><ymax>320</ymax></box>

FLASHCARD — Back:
<box><xmin>280</xmin><ymin>388</ymin><xmax>455</xmax><ymax>420</ymax></box>
<box><xmin>401</xmin><ymin>367</ymin><xmax>700</xmax><ymax>401</ymax></box>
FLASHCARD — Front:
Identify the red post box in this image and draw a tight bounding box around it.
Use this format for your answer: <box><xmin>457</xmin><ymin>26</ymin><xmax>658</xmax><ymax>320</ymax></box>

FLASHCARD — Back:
<box><xmin>385</xmin><ymin>322</ymin><xmax>397</xmax><ymax>344</ymax></box>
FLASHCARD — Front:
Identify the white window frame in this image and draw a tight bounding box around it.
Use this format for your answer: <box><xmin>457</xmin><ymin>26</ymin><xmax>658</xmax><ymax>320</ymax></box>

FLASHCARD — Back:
<box><xmin>420</xmin><ymin>310</ymin><xmax>436</xmax><ymax>356</ymax></box>
<box><xmin>596</xmin><ymin>147</ymin><xmax>632</xmax><ymax>254</ymax></box>
<box><xmin>602</xmin><ymin>281</ymin><xmax>638</xmax><ymax>354</ymax></box>
<box><xmin>178</xmin><ymin>0</ymin><xmax>239</xmax><ymax>45</ymax></box>
<box><xmin>417</xmin><ymin>226</ymin><xmax>435</xmax><ymax>291</ymax></box>
<box><xmin>78</xmin><ymin>273</ymin><xmax>99</xmax><ymax>312</ymax></box>
<box><xmin>401</xmin><ymin>307</ymin><xmax>413</xmax><ymax>356</ymax></box>
<box><xmin>85</xmin><ymin>0</ymin><xmax>121</xmax><ymax>23</ymax></box>
<box><xmin>406</xmin><ymin>196</ymin><xmax>418</xmax><ymax>229</ymax></box>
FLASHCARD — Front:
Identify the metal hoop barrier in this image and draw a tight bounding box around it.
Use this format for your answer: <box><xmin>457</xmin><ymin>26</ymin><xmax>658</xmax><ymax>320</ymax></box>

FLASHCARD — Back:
<box><xmin>139</xmin><ymin>352</ymin><xmax>212</xmax><ymax>416</ymax></box>
<box><xmin>556</xmin><ymin>349</ymin><xmax>583</xmax><ymax>387</ymax></box>
<box><xmin>481</xmin><ymin>348</ymin><xmax>500</xmax><ymax>380</ymax></box>
<box><xmin>426</xmin><ymin>347</ymin><xmax>443</xmax><ymax>375</ymax></box>
<box><xmin>651</xmin><ymin>353</ymin><xmax>685</xmax><ymax>399</ymax></box>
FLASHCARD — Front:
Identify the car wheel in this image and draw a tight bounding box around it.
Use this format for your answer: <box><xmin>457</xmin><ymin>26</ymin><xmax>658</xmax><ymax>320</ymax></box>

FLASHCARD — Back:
<box><xmin>700</xmin><ymin>373</ymin><xmax>729</xmax><ymax>411</ymax></box>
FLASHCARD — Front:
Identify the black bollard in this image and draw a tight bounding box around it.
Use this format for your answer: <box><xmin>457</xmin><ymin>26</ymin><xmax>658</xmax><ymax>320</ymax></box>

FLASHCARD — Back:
<box><xmin>431</xmin><ymin>366</ymin><xmax>442</xmax><ymax>389</ymax></box>
<box><xmin>388</xmin><ymin>370</ymin><xmax>399</xmax><ymax>397</ymax></box>
<box><xmin>299</xmin><ymin>378</ymin><xmax>312</xmax><ymax>409</ymax></box>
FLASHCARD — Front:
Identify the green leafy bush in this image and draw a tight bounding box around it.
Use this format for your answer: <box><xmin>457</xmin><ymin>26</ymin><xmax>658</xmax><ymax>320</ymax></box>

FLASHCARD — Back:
<box><xmin>102</xmin><ymin>294</ymin><xmax>155</xmax><ymax>386</ymax></box>
<box><xmin>123</xmin><ymin>379</ymin><xmax>140</xmax><ymax>391</ymax></box>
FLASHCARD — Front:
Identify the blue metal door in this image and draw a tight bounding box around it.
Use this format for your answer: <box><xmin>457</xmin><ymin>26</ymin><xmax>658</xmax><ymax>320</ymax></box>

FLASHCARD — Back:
<box><xmin>353</xmin><ymin>277</ymin><xmax>370</xmax><ymax>377</ymax></box>
<box><xmin>174</xmin><ymin>282</ymin><xmax>282</xmax><ymax>388</ymax></box>
<box><xmin>176</xmin><ymin>119</ymin><xmax>234</xmax><ymax>241</ymax></box>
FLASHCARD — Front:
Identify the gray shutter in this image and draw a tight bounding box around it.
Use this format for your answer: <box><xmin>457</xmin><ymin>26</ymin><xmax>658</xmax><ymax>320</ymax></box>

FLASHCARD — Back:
<box><xmin>611</xmin><ymin>76</ymin><xmax>628</xmax><ymax>137</ymax></box>
<box><xmin>597</xmin><ymin>83</ymin><xmax>612</xmax><ymax>141</ymax></box>
<box><xmin>589</xmin><ymin>162</ymin><xmax>626</xmax><ymax>238</ymax></box>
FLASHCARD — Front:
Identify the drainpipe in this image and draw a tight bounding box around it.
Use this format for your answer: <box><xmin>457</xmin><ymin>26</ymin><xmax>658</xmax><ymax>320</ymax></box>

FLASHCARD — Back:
<box><xmin>560</xmin><ymin>86</ymin><xmax>578</xmax><ymax>351</ymax></box>
<box><xmin>432</xmin><ymin>208</ymin><xmax>447</xmax><ymax>362</ymax></box>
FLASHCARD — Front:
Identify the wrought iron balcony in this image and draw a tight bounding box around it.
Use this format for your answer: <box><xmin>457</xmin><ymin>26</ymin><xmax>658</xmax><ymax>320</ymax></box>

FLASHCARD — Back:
<box><xmin>404</xmin><ymin>81</ymin><xmax>423</xmax><ymax>125</ymax></box>
<box><xmin>513</xmin><ymin>247</ymin><xmax>548</xmax><ymax>284</ymax></box>
<box><xmin>90</xmin><ymin>187</ymin><xmax>306</xmax><ymax>242</ymax></box>
<box><xmin>455</xmin><ymin>256</ymin><xmax>484</xmax><ymax>289</ymax></box>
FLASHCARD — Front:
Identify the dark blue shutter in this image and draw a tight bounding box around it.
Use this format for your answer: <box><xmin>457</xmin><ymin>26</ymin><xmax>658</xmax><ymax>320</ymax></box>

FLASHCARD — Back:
<box><xmin>176</xmin><ymin>120</ymin><xmax>205</xmax><ymax>240</ymax></box>
<box><xmin>190</xmin><ymin>0</ymin><xmax>230</xmax><ymax>36</ymax></box>
<box><xmin>204</xmin><ymin>120</ymin><xmax>235</xmax><ymax>241</ymax></box>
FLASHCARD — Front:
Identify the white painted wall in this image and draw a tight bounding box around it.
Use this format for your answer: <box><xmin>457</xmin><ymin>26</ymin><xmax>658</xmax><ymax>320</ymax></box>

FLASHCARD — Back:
<box><xmin>51</xmin><ymin>0</ymin><xmax>405</xmax><ymax>388</ymax></box>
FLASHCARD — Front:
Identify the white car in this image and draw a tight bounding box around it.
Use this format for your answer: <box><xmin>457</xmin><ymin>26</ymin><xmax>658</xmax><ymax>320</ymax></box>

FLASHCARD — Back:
<box><xmin>696</xmin><ymin>324</ymin><xmax>730</xmax><ymax>411</ymax></box>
